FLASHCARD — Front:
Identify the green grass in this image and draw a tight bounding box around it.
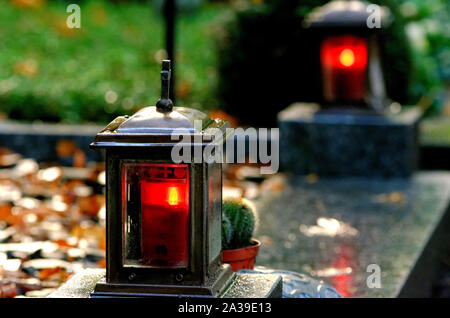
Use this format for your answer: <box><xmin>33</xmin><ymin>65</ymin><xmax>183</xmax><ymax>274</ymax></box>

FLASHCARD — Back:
<box><xmin>0</xmin><ymin>0</ymin><xmax>226</xmax><ymax>124</ymax></box>
<box><xmin>421</xmin><ymin>117</ymin><xmax>450</xmax><ymax>146</ymax></box>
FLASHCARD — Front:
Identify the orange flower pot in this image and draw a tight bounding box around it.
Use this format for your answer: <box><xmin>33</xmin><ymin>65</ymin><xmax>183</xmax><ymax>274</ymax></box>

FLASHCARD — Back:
<box><xmin>222</xmin><ymin>239</ymin><xmax>261</xmax><ymax>272</ymax></box>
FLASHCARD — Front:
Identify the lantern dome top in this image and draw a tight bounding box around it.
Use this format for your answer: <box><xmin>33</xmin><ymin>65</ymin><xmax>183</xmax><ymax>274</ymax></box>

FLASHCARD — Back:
<box><xmin>116</xmin><ymin>106</ymin><xmax>209</xmax><ymax>134</ymax></box>
<box><xmin>304</xmin><ymin>0</ymin><xmax>392</xmax><ymax>29</ymax></box>
<box><xmin>91</xmin><ymin>104</ymin><xmax>229</xmax><ymax>148</ymax></box>
<box><xmin>91</xmin><ymin>60</ymin><xmax>229</xmax><ymax>148</ymax></box>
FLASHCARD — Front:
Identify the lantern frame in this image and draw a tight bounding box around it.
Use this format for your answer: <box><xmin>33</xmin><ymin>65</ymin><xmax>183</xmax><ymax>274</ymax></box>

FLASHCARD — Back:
<box><xmin>89</xmin><ymin>61</ymin><xmax>234</xmax><ymax>297</ymax></box>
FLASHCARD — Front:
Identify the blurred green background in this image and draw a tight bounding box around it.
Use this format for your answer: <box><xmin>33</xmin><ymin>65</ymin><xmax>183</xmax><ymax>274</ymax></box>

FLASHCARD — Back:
<box><xmin>0</xmin><ymin>0</ymin><xmax>448</xmax><ymax>125</ymax></box>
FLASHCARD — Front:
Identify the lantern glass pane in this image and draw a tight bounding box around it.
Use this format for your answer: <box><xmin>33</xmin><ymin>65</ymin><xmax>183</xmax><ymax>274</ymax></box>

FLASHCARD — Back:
<box><xmin>122</xmin><ymin>163</ymin><xmax>189</xmax><ymax>268</ymax></box>
<box><xmin>207</xmin><ymin>163</ymin><xmax>222</xmax><ymax>263</ymax></box>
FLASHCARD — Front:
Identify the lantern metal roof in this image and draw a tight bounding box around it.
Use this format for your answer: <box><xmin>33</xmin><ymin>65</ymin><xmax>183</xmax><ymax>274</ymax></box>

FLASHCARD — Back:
<box><xmin>304</xmin><ymin>0</ymin><xmax>392</xmax><ymax>29</ymax></box>
<box><xmin>91</xmin><ymin>60</ymin><xmax>229</xmax><ymax>148</ymax></box>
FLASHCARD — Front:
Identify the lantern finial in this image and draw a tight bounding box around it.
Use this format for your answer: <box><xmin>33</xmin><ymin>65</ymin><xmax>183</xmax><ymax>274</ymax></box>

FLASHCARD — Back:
<box><xmin>156</xmin><ymin>60</ymin><xmax>174</xmax><ymax>113</ymax></box>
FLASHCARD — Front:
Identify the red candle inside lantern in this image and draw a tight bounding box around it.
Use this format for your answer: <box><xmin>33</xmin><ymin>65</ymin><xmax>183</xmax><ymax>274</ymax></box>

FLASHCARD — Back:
<box><xmin>320</xmin><ymin>35</ymin><xmax>368</xmax><ymax>103</ymax></box>
<box><xmin>140</xmin><ymin>164</ymin><xmax>189</xmax><ymax>268</ymax></box>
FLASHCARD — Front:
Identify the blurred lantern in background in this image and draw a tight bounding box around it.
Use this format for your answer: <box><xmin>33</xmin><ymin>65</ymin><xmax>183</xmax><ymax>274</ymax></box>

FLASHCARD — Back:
<box><xmin>305</xmin><ymin>0</ymin><xmax>392</xmax><ymax>111</ymax></box>
<box><xmin>90</xmin><ymin>61</ymin><xmax>234</xmax><ymax>297</ymax></box>
<box><xmin>320</xmin><ymin>35</ymin><xmax>368</xmax><ymax>102</ymax></box>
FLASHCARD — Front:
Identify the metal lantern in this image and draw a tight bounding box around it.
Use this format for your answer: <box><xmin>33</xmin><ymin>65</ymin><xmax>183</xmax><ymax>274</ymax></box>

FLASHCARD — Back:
<box><xmin>90</xmin><ymin>60</ymin><xmax>234</xmax><ymax>297</ymax></box>
<box><xmin>304</xmin><ymin>0</ymin><xmax>392</xmax><ymax>110</ymax></box>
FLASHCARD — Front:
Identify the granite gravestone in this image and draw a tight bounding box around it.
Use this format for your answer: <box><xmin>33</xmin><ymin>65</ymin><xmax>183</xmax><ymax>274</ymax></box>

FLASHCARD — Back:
<box><xmin>278</xmin><ymin>103</ymin><xmax>421</xmax><ymax>177</ymax></box>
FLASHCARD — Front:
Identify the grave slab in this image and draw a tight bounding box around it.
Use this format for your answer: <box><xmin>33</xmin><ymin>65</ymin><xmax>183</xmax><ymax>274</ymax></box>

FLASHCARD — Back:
<box><xmin>0</xmin><ymin>121</ymin><xmax>103</xmax><ymax>162</ymax></box>
<box><xmin>47</xmin><ymin>269</ymin><xmax>283</xmax><ymax>298</ymax></box>
<box><xmin>253</xmin><ymin>171</ymin><xmax>450</xmax><ymax>297</ymax></box>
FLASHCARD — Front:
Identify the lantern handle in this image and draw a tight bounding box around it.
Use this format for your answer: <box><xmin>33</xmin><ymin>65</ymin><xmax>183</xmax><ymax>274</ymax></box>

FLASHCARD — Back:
<box><xmin>156</xmin><ymin>60</ymin><xmax>174</xmax><ymax>113</ymax></box>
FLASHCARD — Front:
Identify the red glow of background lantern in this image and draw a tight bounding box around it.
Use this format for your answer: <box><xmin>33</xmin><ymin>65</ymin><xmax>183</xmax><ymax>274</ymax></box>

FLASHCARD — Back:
<box><xmin>122</xmin><ymin>163</ymin><xmax>189</xmax><ymax>268</ymax></box>
<box><xmin>320</xmin><ymin>35</ymin><xmax>368</xmax><ymax>102</ymax></box>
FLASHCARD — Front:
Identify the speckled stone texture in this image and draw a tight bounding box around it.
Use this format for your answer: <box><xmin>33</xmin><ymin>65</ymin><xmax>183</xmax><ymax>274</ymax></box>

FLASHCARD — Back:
<box><xmin>47</xmin><ymin>270</ymin><xmax>283</xmax><ymax>298</ymax></box>
<box><xmin>238</xmin><ymin>267</ymin><xmax>341</xmax><ymax>298</ymax></box>
<box><xmin>47</xmin><ymin>268</ymin><xmax>106</xmax><ymax>298</ymax></box>
<box><xmin>278</xmin><ymin>104</ymin><xmax>422</xmax><ymax>177</ymax></box>
<box><xmin>253</xmin><ymin>172</ymin><xmax>450</xmax><ymax>297</ymax></box>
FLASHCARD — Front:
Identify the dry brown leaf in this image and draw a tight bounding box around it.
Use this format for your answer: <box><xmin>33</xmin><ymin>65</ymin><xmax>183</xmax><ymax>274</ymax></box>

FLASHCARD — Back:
<box><xmin>305</xmin><ymin>173</ymin><xmax>319</xmax><ymax>184</ymax></box>
<box><xmin>0</xmin><ymin>283</ymin><xmax>18</xmax><ymax>298</ymax></box>
<box><xmin>97</xmin><ymin>258</ymin><xmax>106</xmax><ymax>268</ymax></box>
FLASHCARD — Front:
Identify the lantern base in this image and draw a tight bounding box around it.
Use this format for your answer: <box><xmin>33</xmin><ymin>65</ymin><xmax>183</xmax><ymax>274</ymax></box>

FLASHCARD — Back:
<box><xmin>47</xmin><ymin>268</ymin><xmax>283</xmax><ymax>298</ymax></box>
<box><xmin>90</xmin><ymin>265</ymin><xmax>235</xmax><ymax>298</ymax></box>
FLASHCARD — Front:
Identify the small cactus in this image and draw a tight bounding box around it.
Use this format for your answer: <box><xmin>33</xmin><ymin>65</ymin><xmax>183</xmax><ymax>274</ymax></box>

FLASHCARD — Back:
<box><xmin>222</xmin><ymin>198</ymin><xmax>257</xmax><ymax>250</ymax></box>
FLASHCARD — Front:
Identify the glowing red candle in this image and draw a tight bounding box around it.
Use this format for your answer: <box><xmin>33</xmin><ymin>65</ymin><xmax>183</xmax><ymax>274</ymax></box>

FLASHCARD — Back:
<box><xmin>140</xmin><ymin>165</ymin><xmax>189</xmax><ymax>268</ymax></box>
<box><xmin>320</xmin><ymin>35</ymin><xmax>368</xmax><ymax>103</ymax></box>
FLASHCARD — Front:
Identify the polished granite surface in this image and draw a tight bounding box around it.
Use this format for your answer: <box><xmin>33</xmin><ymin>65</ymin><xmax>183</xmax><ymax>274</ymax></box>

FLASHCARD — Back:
<box><xmin>253</xmin><ymin>172</ymin><xmax>450</xmax><ymax>297</ymax></box>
